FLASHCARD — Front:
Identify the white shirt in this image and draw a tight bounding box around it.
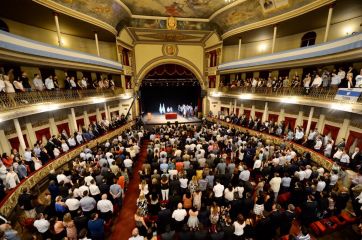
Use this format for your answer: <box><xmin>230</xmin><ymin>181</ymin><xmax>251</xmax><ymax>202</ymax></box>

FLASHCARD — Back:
<box><xmin>269</xmin><ymin>177</ymin><xmax>281</xmax><ymax>193</ymax></box>
<box><xmin>295</xmin><ymin>130</ymin><xmax>304</xmax><ymax>140</ymax></box>
<box><xmin>281</xmin><ymin>177</ymin><xmax>291</xmax><ymax>187</ymax></box>
<box><xmin>33</xmin><ymin>77</ymin><xmax>44</xmax><ymax>91</ymax></box>
<box><xmin>84</xmin><ymin>176</ymin><xmax>94</xmax><ymax>186</ymax></box>
<box><xmin>253</xmin><ymin>159</ymin><xmax>262</xmax><ymax>169</ymax></box>
<box><xmin>172</xmin><ymin>209</ymin><xmax>187</xmax><ymax>222</ymax></box>
<box><xmin>33</xmin><ymin>219</ymin><xmax>50</xmax><ymax>233</ymax></box>
<box><xmin>330</xmin><ymin>174</ymin><xmax>338</xmax><ymax>186</ymax></box>
<box><xmin>213</xmin><ymin>183</ymin><xmax>225</xmax><ymax>198</ymax></box>
<box><xmin>340</xmin><ymin>154</ymin><xmax>350</xmax><ymax>164</ymax></box>
<box><xmin>97</xmin><ymin>199</ymin><xmax>113</xmax><ymax>213</ymax></box>
<box><xmin>316</xmin><ymin>181</ymin><xmax>326</xmax><ymax>192</ymax></box>
<box><xmin>45</xmin><ymin>78</ymin><xmax>54</xmax><ymax>90</ymax></box>
<box><xmin>4</xmin><ymin>80</ymin><xmax>15</xmax><ymax>93</ymax></box>
<box><xmin>233</xmin><ymin>221</ymin><xmax>246</xmax><ymax>236</ymax></box>
<box><xmin>89</xmin><ymin>184</ymin><xmax>100</xmax><ymax>196</ymax></box>
<box><xmin>239</xmin><ymin>170</ymin><xmax>250</xmax><ymax>181</ymax></box>
<box><xmin>61</xmin><ymin>143</ymin><xmax>69</xmax><ymax>152</ymax></box>
<box><xmin>65</xmin><ymin>198</ymin><xmax>80</xmax><ymax>211</ymax></box>
<box><xmin>57</xmin><ymin>174</ymin><xmax>69</xmax><ymax>184</ymax></box>
<box><xmin>123</xmin><ymin>159</ymin><xmax>133</xmax><ymax>168</ymax></box>
<box><xmin>179</xmin><ymin>178</ymin><xmax>188</xmax><ymax>188</ymax></box>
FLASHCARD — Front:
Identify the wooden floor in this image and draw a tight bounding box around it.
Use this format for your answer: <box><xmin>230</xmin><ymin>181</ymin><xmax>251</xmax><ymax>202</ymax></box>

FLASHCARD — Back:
<box><xmin>141</xmin><ymin>112</ymin><xmax>201</xmax><ymax>125</ymax></box>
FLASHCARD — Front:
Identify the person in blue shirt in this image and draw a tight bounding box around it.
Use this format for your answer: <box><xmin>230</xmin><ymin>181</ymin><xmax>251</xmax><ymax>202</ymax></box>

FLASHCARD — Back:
<box><xmin>87</xmin><ymin>213</ymin><xmax>104</xmax><ymax>240</ymax></box>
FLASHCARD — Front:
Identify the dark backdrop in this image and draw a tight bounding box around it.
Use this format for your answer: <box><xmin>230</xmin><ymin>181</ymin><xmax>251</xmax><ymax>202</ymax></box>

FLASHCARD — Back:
<box><xmin>140</xmin><ymin>85</ymin><xmax>201</xmax><ymax>113</ymax></box>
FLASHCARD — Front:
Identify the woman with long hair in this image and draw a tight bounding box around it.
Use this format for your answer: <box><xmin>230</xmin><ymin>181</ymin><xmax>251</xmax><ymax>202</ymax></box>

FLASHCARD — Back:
<box><xmin>160</xmin><ymin>174</ymin><xmax>169</xmax><ymax>201</ymax></box>
<box><xmin>209</xmin><ymin>201</ymin><xmax>220</xmax><ymax>233</ymax></box>
<box><xmin>134</xmin><ymin>208</ymin><xmax>148</xmax><ymax>236</ymax></box>
<box><xmin>63</xmin><ymin>213</ymin><xmax>77</xmax><ymax>240</ymax></box>
<box><xmin>233</xmin><ymin>214</ymin><xmax>246</xmax><ymax>239</ymax></box>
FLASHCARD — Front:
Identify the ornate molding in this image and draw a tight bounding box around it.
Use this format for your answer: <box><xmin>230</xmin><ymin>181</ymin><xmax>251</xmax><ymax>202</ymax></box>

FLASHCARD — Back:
<box><xmin>0</xmin><ymin>121</ymin><xmax>135</xmax><ymax>217</ymax></box>
<box><xmin>207</xmin><ymin>117</ymin><xmax>333</xmax><ymax>171</ymax></box>
<box><xmin>162</xmin><ymin>44</ymin><xmax>178</xmax><ymax>56</ymax></box>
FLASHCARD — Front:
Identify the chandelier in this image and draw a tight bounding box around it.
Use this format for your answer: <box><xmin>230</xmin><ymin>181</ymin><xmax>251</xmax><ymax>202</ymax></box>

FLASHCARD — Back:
<box><xmin>225</xmin><ymin>0</ymin><xmax>236</xmax><ymax>3</ymax></box>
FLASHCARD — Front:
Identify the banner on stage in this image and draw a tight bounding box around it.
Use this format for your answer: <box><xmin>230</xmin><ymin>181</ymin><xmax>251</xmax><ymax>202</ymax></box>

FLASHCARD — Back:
<box><xmin>334</xmin><ymin>88</ymin><xmax>362</xmax><ymax>102</ymax></box>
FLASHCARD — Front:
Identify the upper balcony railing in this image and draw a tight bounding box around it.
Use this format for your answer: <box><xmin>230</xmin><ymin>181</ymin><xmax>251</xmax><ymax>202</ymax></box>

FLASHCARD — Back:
<box><xmin>0</xmin><ymin>88</ymin><xmax>128</xmax><ymax>112</ymax></box>
<box><xmin>217</xmin><ymin>86</ymin><xmax>362</xmax><ymax>105</ymax></box>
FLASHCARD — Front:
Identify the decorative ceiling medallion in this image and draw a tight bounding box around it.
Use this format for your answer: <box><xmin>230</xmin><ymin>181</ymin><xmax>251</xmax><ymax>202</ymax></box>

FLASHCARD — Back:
<box><xmin>167</xmin><ymin>16</ymin><xmax>177</xmax><ymax>30</ymax></box>
<box><xmin>162</xmin><ymin>44</ymin><xmax>178</xmax><ymax>56</ymax></box>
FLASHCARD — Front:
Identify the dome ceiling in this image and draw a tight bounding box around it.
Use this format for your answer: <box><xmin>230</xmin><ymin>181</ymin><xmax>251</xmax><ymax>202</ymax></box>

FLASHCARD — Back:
<box><xmin>42</xmin><ymin>0</ymin><xmax>335</xmax><ymax>37</ymax></box>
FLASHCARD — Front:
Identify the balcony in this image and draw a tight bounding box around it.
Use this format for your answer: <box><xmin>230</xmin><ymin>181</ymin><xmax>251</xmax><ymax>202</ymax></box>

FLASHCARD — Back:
<box><xmin>214</xmin><ymin>86</ymin><xmax>362</xmax><ymax>114</ymax></box>
<box><xmin>0</xmin><ymin>88</ymin><xmax>132</xmax><ymax>122</ymax></box>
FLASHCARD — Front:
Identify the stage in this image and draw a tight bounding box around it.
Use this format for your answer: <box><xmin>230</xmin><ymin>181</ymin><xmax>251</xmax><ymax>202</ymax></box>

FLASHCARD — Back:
<box><xmin>142</xmin><ymin>113</ymin><xmax>201</xmax><ymax>125</ymax></box>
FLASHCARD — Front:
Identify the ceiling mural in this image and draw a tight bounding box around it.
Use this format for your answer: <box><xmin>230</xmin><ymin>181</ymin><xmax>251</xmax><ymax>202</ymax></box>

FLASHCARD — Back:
<box><xmin>51</xmin><ymin>0</ymin><xmax>129</xmax><ymax>27</ymax></box>
<box><xmin>213</xmin><ymin>0</ymin><xmax>316</xmax><ymax>32</ymax></box>
<box><xmin>121</xmin><ymin>0</ymin><xmax>229</xmax><ymax>18</ymax></box>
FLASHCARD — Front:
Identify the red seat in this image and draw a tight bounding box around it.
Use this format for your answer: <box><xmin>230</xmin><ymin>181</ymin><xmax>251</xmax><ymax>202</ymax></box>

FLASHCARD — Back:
<box><xmin>320</xmin><ymin>218</ymin><xmax>338</xmax><ymax>233</ymax></box>
<box><xmin>309</xmin><ymin>221</ymin><xmax>327</xmax><ymax>236</ymax></box>
<box><xmin>18</xmin><ymin>217</ymin><xmax>35</xmax><ymax>232</ymax></box>
<box><xmin>329</xmin><ymin>215</ymin><xmax>347</xmax><ymax>228</ymax></box>
<box><xmin>277</xmin><ymin>192</ymin><xmax>291</xmax><ymax>205</ymax></box>
<box><xmin>340</xmin><ymin>211</ymin><xmax>358</xmax><ymax>223</ymax></box>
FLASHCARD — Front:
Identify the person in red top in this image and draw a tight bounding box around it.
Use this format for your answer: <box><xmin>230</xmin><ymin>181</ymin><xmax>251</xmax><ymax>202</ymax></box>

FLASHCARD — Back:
<box><xmin>117</xmin><ymin>175</ymin><xmax>125</xmax><ymax>190</ymax></box>
<box><xmin>175</xmin><ymin>161</ymin><xmax>184</xmax><ymax>172</ymax></box>
<box><xmin>1</xmin><ymin>153</ymin><xmax>13</xmax><ymax>168</ymax></box>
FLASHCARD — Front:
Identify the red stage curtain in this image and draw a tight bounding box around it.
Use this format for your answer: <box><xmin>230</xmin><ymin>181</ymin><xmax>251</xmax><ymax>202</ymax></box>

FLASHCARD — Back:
<box><xmin>323</xmin><ymin>124</ymin><xmax>340</xmax><ymax>142</ymax></box>
<box><xmin>303</xmin><ymin>120</ymin><xmax>317</xmax><ymax>131</ymax></box>
<box><xmin>268</xmin><ymin>113</ymin><xmax>278</xmax><ymax>122</ymax></box>
<box><xmin>101</xmin><ymin>112</ymin><xmax>106</xmax><ymax>119</ymax></box>
<box><xmin>35</xmin><ymin>128</ymin><xmax>51</xmax><ymax>141</ymax></box>
<box><xmin>125</xmin><ymin>76</ymin><xmax>132</xmax><ymax>89</ymax></box>
<box><xmin>208</xmin><ymin>76</ymin><xmax>216</xmax><ymax>88</ymax></box>
<box><xmin>8</xmin><ymin>134</ymin><xmax>28</xmax><ymax>150</ymax></box>
<box><xmin>57</xmin><ymin>123</ymin><xmax>70</xmax><ymax>135</ymax></box>
<box><xmin>221</xmin><ymin>107</ymin><xmax>229</xmax><ymax>115</ymax></box>
<box><xmin>284</xmin><ymin>117</ymin><xmax>296</xmax><ymax>130</ymax></box>
<box><xmin>244</xmin><ymin>109</ymin><xmax>251</xmax><ymax>117</ymax></box>
<box><xmin>255</xmin><ymin>111</ymin><xmax>263</xmax><ymax>120</ymax></box>
<box><xmin>346</xmin><ymin>131</ymin><xmax>362</xmax><ymax>152</ymax></box>
<box><xmin>235</xmin><ymin>108</ymin><xmax>239</xmax><ymax>116</ymax></box>
<box><xmin>89</xmin><ymin>115</ymin><xmax>97</xmax><ymax>123</ymax></box>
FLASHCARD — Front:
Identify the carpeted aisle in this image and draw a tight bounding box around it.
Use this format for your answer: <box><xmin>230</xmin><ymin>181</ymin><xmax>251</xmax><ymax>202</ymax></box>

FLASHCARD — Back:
<box><xmin>110</xmin><ymin>140</ymin><xmax>149</xmax><ymax>240</ymax></box>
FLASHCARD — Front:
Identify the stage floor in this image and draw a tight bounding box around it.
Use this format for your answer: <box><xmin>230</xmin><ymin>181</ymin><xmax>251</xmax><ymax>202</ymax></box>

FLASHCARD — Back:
<box><xmin>142</xmin><ymin>113</ymin><xmax>201</xmax><ymax>125</ymax></box>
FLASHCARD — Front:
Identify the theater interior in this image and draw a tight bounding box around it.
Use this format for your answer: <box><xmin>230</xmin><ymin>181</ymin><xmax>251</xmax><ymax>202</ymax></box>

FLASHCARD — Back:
<box><xmin>0</xmin><ymin>0</ymin><xmax>362</xmax><ymax>239</ymax></box>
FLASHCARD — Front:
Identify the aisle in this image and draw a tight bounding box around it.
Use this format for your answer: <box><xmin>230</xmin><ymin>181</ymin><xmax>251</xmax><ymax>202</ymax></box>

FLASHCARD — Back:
<box><xmin>109</xmin><ymin>140</ymin><xmax>149</xmax><ymax>240</ymax></box>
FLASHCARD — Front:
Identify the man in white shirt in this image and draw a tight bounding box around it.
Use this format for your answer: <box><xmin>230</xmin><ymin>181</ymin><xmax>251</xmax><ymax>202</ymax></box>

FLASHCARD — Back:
<box><xmin>239</xmin><ymin>165</ymin><xmax>250</xmax><ymax>182</ymax></box>
<box><xmin>213</xmin><ymin>180</ymin><xmax>225</xmax><ymax>204</ymax></box>
<box><xmin>68</xmin><ymin>137</ymin><xmax>77</xmax><ymax>148</ymax></box>
<box><xmin>340</xmin><ymin>149</ymin><xmax>350</xmax><ymax>167</ymax></box>
<box><xmin>172</xmin><ymin>203</ymin><xmax>187</xmax><ymax>231</ymax></box>
<box><xmin>97</xmin><ymin>194</ymin><xmax>113</xmax><ymax>220</ymax></box>
<box><xmin>314</xmin><ymin>137</ymin><xmax>323</xmax><ymax>151</ymax></box>
<box><xmin>295</xmin><ymin>128</ymin><xmax>304</xmax><ymax>144</ymax></box>
<box><xmin>33</xmin><ymin>74</ymin><xmax>45</xmax><ymax>91</ymax></box>
<box><xmin>33</xmin><ymin>213</ymin><xmax>50</xmax><ymax>237</ymax></box>
<box><xmin>269</xmin><ymin>173</ymin><xmax>282</xmax><ymax>201</ymax></box>
<box><xmin>44</xmin><ymin>75</ymin><xmax>55</xmax><ymax>90</ymax></box>
<box><xmin>311</xmin><ymin>74</ymin><xmax>322</xmax><ymax>88</ymax></box>
<box><xmin>65</xmin><ymin>193</ymin><xmax>80</xmax><ymax>214</ymax></box>
<box><xmin>316</xmin><ymin>177</ymin><xmax>326</xmax><ymax>192</ymax></box>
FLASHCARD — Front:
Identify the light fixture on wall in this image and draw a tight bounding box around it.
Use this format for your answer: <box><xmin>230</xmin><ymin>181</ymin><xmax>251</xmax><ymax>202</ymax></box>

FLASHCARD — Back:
<box><xmin>343</xmin><ymin>26</ymin><xmax>353</xmax><ymax>36</ymax></box>
<box><xmin>225</xmin><ymin>0</ymin><xmax>236</xmax><ymax>3</ymax></box>
<box><xmin>258</xmin><ymin>43</ymin><xmax>267</xmax><ymax>52</ymax></box>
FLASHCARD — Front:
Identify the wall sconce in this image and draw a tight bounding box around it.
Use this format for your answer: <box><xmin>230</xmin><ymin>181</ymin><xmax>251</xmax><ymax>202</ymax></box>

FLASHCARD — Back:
<box><xmin>258</xmin><ymin>43</ymin><xmax>267</xmax><ymax>52</ymax></box>
<box><xmin>344</xmin><ymin>26</ymin><xmax>353</xmax><ymax>36</ymax></box>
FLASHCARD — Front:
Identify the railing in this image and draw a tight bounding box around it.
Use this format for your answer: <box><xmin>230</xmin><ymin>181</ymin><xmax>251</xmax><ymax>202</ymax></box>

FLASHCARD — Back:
<box><xmin>0</xmin><ymin>120</ymin><xmax>136</xmax><ymax>218</ymax></box>
<box><xmin>219</xmin><ymin>86</ymin><xmax>362</xmax><ymax>104</ymax></box>
<box><xmin>207</xmin><ymin>117</ymin><xmax>334</xmax><ymax>171</ymax></box>
<box><xmin>0</xmin><ymin>88</ymin><xmax>126</xmax><ymax>111</ymax></box>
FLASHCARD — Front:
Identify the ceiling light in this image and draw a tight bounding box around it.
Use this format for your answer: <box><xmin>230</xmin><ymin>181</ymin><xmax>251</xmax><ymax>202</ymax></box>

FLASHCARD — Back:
<box><xmin>258</xmin><ymin>43</ymin><xmax>267</xmax><ymax>52</ymax></box>
<box><xmin>343</xmin><ymin>26</ymin><xmax>353</xmax><ymax>36</ymax></box>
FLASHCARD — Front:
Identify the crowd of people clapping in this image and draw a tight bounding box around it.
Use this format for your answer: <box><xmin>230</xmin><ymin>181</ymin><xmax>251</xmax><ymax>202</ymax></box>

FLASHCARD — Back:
<box><xmin>224</xmin><ymin>67</ymin><xmax>362</xmax><ymax>91</ymax></box>
<box><xmin>0</xmin><ymin>69</ymin><xmax>116</xmax><ymax>94</ymax></box>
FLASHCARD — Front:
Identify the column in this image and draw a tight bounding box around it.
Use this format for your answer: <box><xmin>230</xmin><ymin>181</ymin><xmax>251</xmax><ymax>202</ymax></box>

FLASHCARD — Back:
<box><xmin>83</xmin><ymin>111</ymin><xmax>90</xmax><ymax>127</ymax></box>
<box><xmin>278</xmin><ymin>108</ymin><xmax>285</xmax><ymax>123</ymax></box>
<box><xmin>271</xmin><ymin>25</ymin><xmax>277</xmax><ymax>53</ymax></box>
<box><xmin>108</xmin><ymin>105</ymin><xmax>112</xmax><ymax>120</ymax></box>
<box><xmin>316</xmin><ymin>114</ymin><xmax>326</xmax><ymax>132</ymax></box>
<box><xmin>13</xmin><ymin>119</ymin><xmax>27</xmax><ymax>152</ymax></box>
<box><xmin>25</xmin><ymin>122</ymin><xmax>37</xmax><ymax>147</ymax></box>
<box><xmin>118</xmin><ymin>101</ymin><xmax>123</xmax><ymax>116</ymax></box>
<box><xmin>233</xmin><ymin>99</ymin><xmax>237</xmax><ymax>114</ymax></box>
<box><xmin>134</xmin><ymin>99</ymin><xmax>140</xmax><ymax>117</ymax></box>
<box><xmin>202</xmin><ymin>97</ymin><xmax>207</xmax><ymax>117</ymax></box>
<box><xmin>296</xmin><ymin>111</ymin><xmax>304</xmax><ymax>127</ymax></box>
<box><xmin>239</xmin><ymin>103</ymin><xmax>244</xmax><ymax>116</ymax></box>
<box><xmin>250</xmin><ymin>105</ymin><xmax>255</xmax><ymax>119</ymax></box>
<box><xmin>323</xmin><ymin>5</ymin><xmax>334</xmax><ymax>42</ymax></box>
<box><xmin>104</xmin><ymin>103</ymin><xmax>110</xmax><ymax>121</ymax></box>
<box><xmin>116</xmin><ymin>38</ymin><xmax>121</xmax><ymax>63</ymax></box>
<box><xmin>53</xmin><ymin>12</ymin><xmax>62</xmax><ymax>47</ymax></box>
<box><xmin>305</xmin><ymin>107</ymin><xmax>315</xmax><ymax>136</ymax></box>
<box><xmin>262</xmin><ymin>102</ymin><xmax>268</xmax><ymax>122</ymax></box>
<box><xmin>238</xmin><ymin>38</ymin><xmax>242</xmax><ymax>59</ymax></box>
<box><xmin>0</xmin><ymin>130</ymin><xmax>11</xmax><ymax>155</ymax></box>
<box><xmin>94</xmin><ymin>32</ymin><xmax>100</xmax><ymax>57</ymax></box>
<box><xmin>49</xmin><ymin>117</ymin><xmax>59</xmax><ymax>136</ymax></box>
<box><xmin>121</xmin><ymin>75</ymin><xmax>126</xmax><ymax>89</ymax></box>
<box><xmin>96</xmin><ymin>107</ymin><xmax>102</xmax><ymax>122</ymax></box>
<box><xmin>216</xmin><ymin>75</ymin><xmax>221</xmax><ymax>89</ymax></box>
<box><xmin>336</xmin><ymin>119</ymin><xmax>350</xmax><ymax>143</ymax></box>
<box><xmin>70</xmin><ymin>108</ymin><xmax>78</xmax><ymax>132</ymax></box>
<box><xmin>229</xmin><ymin>102</ymin><xmax>233</xmax><ymax>115</ymax></box>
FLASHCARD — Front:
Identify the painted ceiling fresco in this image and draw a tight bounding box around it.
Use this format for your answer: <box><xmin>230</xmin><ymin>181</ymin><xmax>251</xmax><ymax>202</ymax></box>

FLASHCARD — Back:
<box><xmin>51</xmin><ymin>0</ymin><xmax>129</xmax><ymax>27</ymax></box>
<box><xmin>213</xmin><ymin>0</ymin><xmax>316</xmax><ymax>32</ymax></box>
<box><xmin>49</xmin><ymin>0</ymin><xmax>321</xmax><ymax>34</ymax></box>
<box><xmin>121</xmin><ymin>0</ymin><xmax>229</xmax><ymax>18</ymax></box>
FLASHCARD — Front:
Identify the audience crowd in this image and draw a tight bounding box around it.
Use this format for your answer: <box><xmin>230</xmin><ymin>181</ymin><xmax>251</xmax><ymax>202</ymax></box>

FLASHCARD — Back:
<box><xmin>223</xmin><ymin>67</ymin><xmax>362</xmax><ymax>91</ymax></box>
<box><xmin>127</xmin><ymin>119</ymin><xmax>362</xmax><ymax>240</ymax></box>
<box><xmin>0</xmin><ymin>69</ymin><xmax>116</xmax><ymax>94</ymax></box>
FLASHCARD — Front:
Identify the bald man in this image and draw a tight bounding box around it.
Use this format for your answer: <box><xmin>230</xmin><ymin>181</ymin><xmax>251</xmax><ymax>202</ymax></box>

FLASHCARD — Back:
<box><xmin>97</xmin><ymin>194</ymin><xmax>113</xmax><ymax>221</ymax></box>
<box><xmin>128</xmin><ymin>228</ymin><xmax>144</xmax><ymax>240</ymax></box>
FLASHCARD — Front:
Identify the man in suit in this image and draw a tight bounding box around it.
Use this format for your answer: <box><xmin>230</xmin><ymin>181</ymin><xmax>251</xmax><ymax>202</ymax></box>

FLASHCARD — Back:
<box><xmin>280</xmin><ymin>204</ymin><xmax>296</xmax><ymax>236</ymax></box>
<box><xmin>157</xmin><ymin>203</ymin><xmax>172</xmax><ymax>234</ymax></box>
<box><xmin>351</xmin><ymin>147</ymin><xmax>362</xmax><ymax>170</ymax></box>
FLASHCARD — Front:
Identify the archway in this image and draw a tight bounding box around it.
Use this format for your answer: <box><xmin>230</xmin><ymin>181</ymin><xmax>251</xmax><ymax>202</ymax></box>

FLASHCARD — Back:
<box><xmin>135</xmin><ymin>56</ymin><xmax>205</xmax><ymax>91</ymax></box>
<box><xmin>139</xmin><ymin>64</ymin><xmax>203</xmax><ymax>121</ymax></box>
